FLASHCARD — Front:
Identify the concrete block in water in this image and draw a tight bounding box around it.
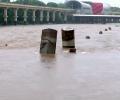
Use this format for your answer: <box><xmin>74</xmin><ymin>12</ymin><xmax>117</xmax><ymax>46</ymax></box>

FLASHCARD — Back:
<box><xmin>99</xmin><ymin>31</ymin><xmax>103</xmax><ymax>34</ymax></box>
<box><xmin>108</xmin><ymin>27</ymin><xmax>112</xmax><ymax>30</ymax></box>
<box><xmin>69</xmin><ymin>48</ymin><xmax>76</xmax><ymax>53</ymax></box>
<box><xmin>105</xmin><ymin>29</ymin><xmax>108</xmax><ymax>31</ymax></box>
<box><xmin>40</xmin><ymin>29</ymin><xmax>57</xmax><ymax>54</ymax></box>
<box><xmin>86</xmin><ymin>36</ymin><xmax>91</xmax><ymax>39</ymax></box>
<box><xmin>62</xmin><ymin>28</ymin><xmax>75</xmax><ymax>48</ymax></box>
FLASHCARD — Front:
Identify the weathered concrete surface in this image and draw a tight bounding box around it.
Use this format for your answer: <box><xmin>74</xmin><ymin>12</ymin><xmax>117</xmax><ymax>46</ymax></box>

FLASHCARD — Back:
<box><xmin>40</xmin><ymin>29</ymin><xmax>57</xmax><ymax>54</ymax></box>
<box><xmin>0</xmin><ymin>24</ymin><xmax>120</xmax><ymax>100</ymax></box>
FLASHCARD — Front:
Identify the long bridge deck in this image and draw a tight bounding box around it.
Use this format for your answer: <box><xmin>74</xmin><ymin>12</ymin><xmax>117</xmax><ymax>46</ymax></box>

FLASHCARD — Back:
<box><xmin>72</xmin><ymin>14</ymin><xmax>120</xmax><ymax>23</ymax></box>
<box><xmin>0</xmin><ymin>2</ymin><xmax>120</xmax><ymax>24</ymax></box>
<box><xmin>0</xmin><ymin>2</ymin><xmax>73</xmax><ymax>12</ymax></box>
<box><xmin>0</xmin><ymin>2</ymin><xmax>74</xmax><ymax>25</ymax></box>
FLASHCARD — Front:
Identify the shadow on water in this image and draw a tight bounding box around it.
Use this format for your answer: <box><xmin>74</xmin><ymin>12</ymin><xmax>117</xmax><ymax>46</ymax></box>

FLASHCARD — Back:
<box><xmin>39</xmin><ymin>54</ymin><xmax>57</xmax><ymax>69</ymax></box>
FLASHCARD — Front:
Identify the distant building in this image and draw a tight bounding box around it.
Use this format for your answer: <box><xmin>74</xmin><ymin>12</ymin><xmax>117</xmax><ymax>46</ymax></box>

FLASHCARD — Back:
<box><xmin>65</xmin><ymin>0</ymin><xmax>111</xmax><ymax>15</ymax></box>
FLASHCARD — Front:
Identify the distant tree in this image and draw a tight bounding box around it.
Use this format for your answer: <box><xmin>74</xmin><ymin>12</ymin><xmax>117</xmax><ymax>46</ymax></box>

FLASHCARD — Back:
<box><xmin>111</xmin><ymin>7</ymin><xmax>120</xmax><ymax>12</ymax></box>
<box><xmin>47</xmin><ymin>2</ymin><xmax>58</xmax><ymax>7</ymax></box>
<box><xmin>1</xmin><ymin>0</ymin><xmax>10</xmax><ymax>2</ymax></box>
<box><xmin>58</xmin><ymin>3</ymin><xmax>67</xmax><ymax>8</ymax></box>
<box><xmin>65</xmin><ymin>0</ymin><xmax>81</xmax><ymax>9</ymax></box>
<box><xmin>33</xmin><ymin>1</ymin><xmax>46</xmax><ymax>6</ymax></box>
<box><xmin>15</xmin><ymin>0</ymin><xmax>46</xmax><ymax>6</ymax></box>
<box><xmin>111</xmin><ymin>7</ymin><xmax>120</xmax><ymax>15</ymax></box>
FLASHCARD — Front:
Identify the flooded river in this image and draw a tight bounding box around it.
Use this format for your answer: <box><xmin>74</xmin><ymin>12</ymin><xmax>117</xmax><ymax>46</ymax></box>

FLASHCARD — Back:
<box><xmin>0</xmin><ymin>24</ymin><xmax>120</xmax><ymax>100</ymax></box>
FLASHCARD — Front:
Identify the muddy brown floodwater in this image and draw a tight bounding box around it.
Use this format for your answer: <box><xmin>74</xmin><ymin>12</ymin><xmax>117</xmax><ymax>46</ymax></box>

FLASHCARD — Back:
<box><xmin>0</xmin><ymin>24</ymin><xmax>120</xmax><ymax>100</ymax></box>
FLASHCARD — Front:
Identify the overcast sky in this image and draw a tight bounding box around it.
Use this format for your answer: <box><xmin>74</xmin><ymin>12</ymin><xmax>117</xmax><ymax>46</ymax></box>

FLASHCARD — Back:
<box><xmin>41</xmin><ymin>0</ymin><xmax>120</xmax><ymax>7</ymax></box>
<box><xmin>11</xmin><ymin>0</ymin><xmax>120</xmax><ymax>7</ymax></box>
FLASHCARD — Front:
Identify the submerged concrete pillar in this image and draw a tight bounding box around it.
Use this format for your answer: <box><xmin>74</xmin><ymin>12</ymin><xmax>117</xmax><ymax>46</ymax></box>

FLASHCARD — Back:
<box><xmin>62</xmin><ymin>28</ymin><xmax>75</xmax><ymax>48</ymax></box>
<box><xmin>3</xmin><ymin>8</ymin><xmax>8</xmax><ymax>25</ymax></box>
<box><xmin>23</xmin><ymin>9</ymin><xmax>27</xmax><ymax>23</ymax></box>
<box><xmin>40</xmin><ymin>10</ymin><xmax>43</xmax><ymax>22</ymax></box>
<box><xmin>32</xmin><ymin>10</ymin><xmax>36</xmax><ymax>23</ymax></box>
<box><xmin>14</xmin><ymin>8</ymin><xmax>18</xmax><ymax>25</ymax></box>
<box><xmin>40</xmin><ymin>29</ymin><xmax>57</xmax><ymax>54</ymax></box>
<box><xmin>46</xmin><ymin>11</ymin><xmax>50</xmax><ymax>22</ymax></box>
<box><xmin>52</xmin><ymin>11</ymin><xmax>56</xmax><ymax>22</ymax></box>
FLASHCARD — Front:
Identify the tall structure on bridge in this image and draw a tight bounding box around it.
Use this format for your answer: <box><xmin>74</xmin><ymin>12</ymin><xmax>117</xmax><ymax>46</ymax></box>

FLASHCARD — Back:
<box><xmin>65</xmin><ymin>0</ymin><xmax>111</xmax><ymax>15</ymax></box>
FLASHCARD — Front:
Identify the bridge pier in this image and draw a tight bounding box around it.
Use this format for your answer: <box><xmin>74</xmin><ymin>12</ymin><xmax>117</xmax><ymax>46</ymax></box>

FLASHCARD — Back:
<box><xmin>32</xmin><ymin>10</ymin><xmax>36</xmax><ymax>24</ymax></box>
<box><xmin>52</xmin><ymin>11</ymin><xmax>56</xmax><ymax>22</ymax></box>
<box><xmin>3</xmin><ymin>8</ymin><xmax>8</xmax><ymax>25</ymax></box>
<box><xmin>64</xmin><ymin>13</ymin><xmax>67</xmax><ymax>23</ymax></box>
<box><xmin>14</xmin><ymin>8</ymin><xmax>18</xmax><ymax>25</ymax></box>
<box><xmin>23</xmin><ymin>9</ymin><xmax>27</xmax><ymax>24</ymax></box>
<box><xmin>40</xmin><ymin>10</ymin><xmax>44</xmax><ymax>22</ymax></box>
<box><xmin>119</xmin><ymin>18</ymin><xmax>120</xmax><ymax>23</ymax></box>
<box><xmin>117</xmin><ymin>18</ymin><xmax>119</xmax><ymax>23</ymax></box>
<box><xmin>46</xmin><ymin>11</ymin><xmax>50</xmax><ymax>22</ymax></box>
<box><xmin>59</xmin><ymin>12</ymin><xmax>62</xmax><ymax>19</ymax></box>
<box><xmin>111</xmin><ymin>18</ymin><xmax>113</xmax><ymax>23</ymax></box>
<box><xmin>58</xmin><ymin>12</ymin><xmax>63</xmax><ymax>22</ymax></box>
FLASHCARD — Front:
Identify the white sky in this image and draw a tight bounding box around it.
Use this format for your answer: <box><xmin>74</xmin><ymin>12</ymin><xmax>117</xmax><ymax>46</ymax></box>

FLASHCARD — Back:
<box><xmin>11</xmin><ymin>0</ymin><xmax>120</xmax><ymax>7</ymax></box>
<box><xmin>41</xmin><ymin>0</ymin><xmax>120</xmax><ymax>7</ymax></box>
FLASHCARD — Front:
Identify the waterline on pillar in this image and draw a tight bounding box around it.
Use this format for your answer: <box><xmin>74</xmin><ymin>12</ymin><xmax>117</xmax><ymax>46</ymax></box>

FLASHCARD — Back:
<box><xmin>14</xmin><ymin>21</ymin><xmax>17</xmax><ymax>25</ymax></box>
<box><xmin>23</xmin><ymin>21</ymin><xmax>27</xmax><ymax>25</ymax></box>
<box><xmin>3</xmin><ymin>21</ymin><xmax>7</xmax><ymax>25</ymax></box>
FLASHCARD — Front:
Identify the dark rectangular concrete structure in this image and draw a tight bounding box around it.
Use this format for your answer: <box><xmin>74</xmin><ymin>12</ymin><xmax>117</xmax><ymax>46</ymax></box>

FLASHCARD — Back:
<box><xmin>40</xmin><ymin>29</ymin><xmax>57</xmax><ymax>54</ymax></box>
<box><xmin>62</xmin><ymin>28</ymin><xmax>75</xmax><ymax>48</ymax></box>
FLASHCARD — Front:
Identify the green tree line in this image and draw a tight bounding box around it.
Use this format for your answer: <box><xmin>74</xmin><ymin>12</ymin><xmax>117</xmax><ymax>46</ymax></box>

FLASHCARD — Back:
<box><xmin>111</xmin><ymin>7</ymin><xmax>120</xmax><ymax>15</ymax></box>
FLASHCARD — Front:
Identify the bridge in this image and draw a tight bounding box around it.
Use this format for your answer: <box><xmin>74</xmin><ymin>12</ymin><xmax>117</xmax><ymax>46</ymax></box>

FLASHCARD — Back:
<box><xmin>0</xmin><ymin>2</ymin><xmax>74</xmax><ymax>25</ymax></box>
<box><xmin>73</xmin><ymin>14</ymin><xmax>120</xmax><ymax>24</ymax></box>
<box><xmin>0</xmin><ymin>2</ymin><xmax>120</xmax><ymax>25</ymax></box>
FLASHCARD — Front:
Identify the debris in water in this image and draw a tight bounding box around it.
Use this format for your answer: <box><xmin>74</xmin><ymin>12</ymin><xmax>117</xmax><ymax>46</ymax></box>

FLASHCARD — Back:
<box><xmin>99</xmin><ymin>31</ymin><xmax>103</xmax><ymax>34</ymax></box>
<box><xmin>86</xmin><ymin>36</ymin><xmax>90</xmax><ymax>39</ymax></box>
<box><xmin>108</xmin><ymin>27</ymin><xmax>112</xmax><ymax>30</ymax></box>
<box><xmin>5</xmin><ymin>44</ymin><xmax>8</xmax><ymax>47</ymax></box>
<box><xmin>105</xmin><ymin>29</ymin><xmax>108</xmax><ymax>31</ymax></box>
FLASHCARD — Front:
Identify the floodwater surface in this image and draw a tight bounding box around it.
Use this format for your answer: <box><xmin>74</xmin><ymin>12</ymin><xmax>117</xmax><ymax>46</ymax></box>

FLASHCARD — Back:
<box><xmin>0</xmin><ymin>24</ymin><xmax>120</xmax><ymax>100</ymax></box>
